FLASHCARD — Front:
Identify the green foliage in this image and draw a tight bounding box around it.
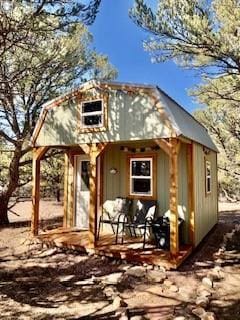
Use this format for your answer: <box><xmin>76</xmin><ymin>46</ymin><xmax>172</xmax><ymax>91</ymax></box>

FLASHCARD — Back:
<box><xmin>0</xmin><ymin>0</ymin><xmax>116</xmax><ymax>222</ymax></box>
<box><xmin>130</xmin><ymin>0</ymin><xmax>240</xmax><ymax>199</ymax></box>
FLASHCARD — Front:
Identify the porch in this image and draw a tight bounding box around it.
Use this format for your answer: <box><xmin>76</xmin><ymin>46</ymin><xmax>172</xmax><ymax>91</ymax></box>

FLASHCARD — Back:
<box><xmin>37</xmin><ymin>228</ymin><xmax>192</xmax><ymax>269</ymax></box>
<box><xmin>32</xmin><ymin>138</ymin><xmax>195</xmax><ymax>269</ymax></box>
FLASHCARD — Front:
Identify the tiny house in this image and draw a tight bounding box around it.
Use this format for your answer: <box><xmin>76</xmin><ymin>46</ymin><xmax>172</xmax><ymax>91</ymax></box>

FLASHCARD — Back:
<box><xmin>31</xmin><ymin>80</ymin><xmax>218</xmax><ymax>268</ymax></box>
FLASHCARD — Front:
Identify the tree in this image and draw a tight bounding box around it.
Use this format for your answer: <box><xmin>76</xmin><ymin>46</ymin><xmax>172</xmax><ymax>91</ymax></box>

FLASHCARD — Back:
<box><xmin>130</xmin><ymin>0</ymin><xmax>240</xmax><ymax>199</ymax></box>
<box><xmin>0</xmin><ymin>0</ymin><xmax>116</xmax><ymax>224</ymax></box>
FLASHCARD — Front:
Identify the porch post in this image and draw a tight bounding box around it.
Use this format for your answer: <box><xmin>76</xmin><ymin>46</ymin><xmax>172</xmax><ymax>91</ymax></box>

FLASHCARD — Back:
<box><xmin>31</xmin><ymin>146</ymin><xmax>49</xmax><ymax>236</ymax></box>
<box><xmin>187</xmin><ymin>143</ymin><xmax>195</xmax><ymax>246</ymax></box>
<box><xmin>169</xmin><ymin>138</ymin><xmax>180</xmax><ymax>256</ymax></box>
<box><xmin>88</xmin><ymin>143</ymin><xmax>108</xmax><ymax>248</ymax></box>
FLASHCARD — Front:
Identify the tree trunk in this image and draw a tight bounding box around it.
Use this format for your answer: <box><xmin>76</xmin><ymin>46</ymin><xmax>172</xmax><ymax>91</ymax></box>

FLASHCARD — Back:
<box><xmin>0</xmin><ymin>196</ymin><xmax>10</xmax><ymax>225</ymax></box>
<box><xmin>0</xmin><ymin>146</ymin><xmax>22</xmax><ymax>225</ymax></box>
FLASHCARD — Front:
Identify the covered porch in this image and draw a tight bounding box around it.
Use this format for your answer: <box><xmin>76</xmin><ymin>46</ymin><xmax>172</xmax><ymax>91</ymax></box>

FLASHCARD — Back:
<box><xmin>31</xmin><ymin>137</ymin><xmax>195</xmax><ymax>268</ymax></box>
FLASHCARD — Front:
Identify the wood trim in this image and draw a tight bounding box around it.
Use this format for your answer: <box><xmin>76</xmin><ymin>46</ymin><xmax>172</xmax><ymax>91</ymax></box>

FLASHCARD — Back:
<box><xmin>35</xmin><ymin>146</ymin><xmax>49</xmax><ymax>160</ymax></box>
<box><xmin>63</xmin><ymin>152</ymin><xmax>69</xmax><ymax>228</ymax></box>
<box><xmin>169</xmin><ymin>138</ymin><xmax>179</xmax><ymax>256</ymax></box>
<box><xmin>31</xmin><ymin>150</ymin><xmax>41</xmax><ymax>236</ymax></box>
<box><xmin>204</xmin><ymin>156</ymin><xmax>212</xmax><ymax>196</ymax></box>
<box><xmin>187</xmin><ymin>143</ymin><xmax>195</xmax><ymax>246</ymax></box>
<box><xmin>68</xmin><ymin>153</ymin><xmax>75</xmax><ymax>228</ymax></box>
<box><xmin>155</xmin><ymin>139</ymin><xmax>171</xmax><ymax>156</ymax></box>
<box><xmin>77</xmin><ymin>93</ymin><xmax>109</xmax><ymax>134</ymax></box>
<box><xmin>126</xmin><ymin>153</ymin><xmax>157</xmax><ymax>200</ymax></box>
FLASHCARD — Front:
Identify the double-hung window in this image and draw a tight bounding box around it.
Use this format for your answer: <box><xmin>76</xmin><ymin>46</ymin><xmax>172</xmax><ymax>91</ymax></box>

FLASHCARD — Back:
<box><xmin>129</xmin><ymin>157</ymin><xmax>153</xmax><ymax>197</ymax></box>
<box><xmin>81</xmin><ymin>100</ymin><xmax>103</xmax><ymax>128</ymax></box>
<box><xmin>205</xmin><ymin>160</ymin><xmax>211</xmax><ymax>194</ymax></box>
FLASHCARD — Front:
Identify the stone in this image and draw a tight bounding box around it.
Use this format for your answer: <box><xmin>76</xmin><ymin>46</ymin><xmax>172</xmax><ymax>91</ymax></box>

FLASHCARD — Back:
<box><xmin>163</xmin><ymin>279</ymin><xmax>173</xmax><ymax>288</ymax></box>
<box><xmin>131</xmin><ymin>316</ymin><xmax>145</xmax><ymax>320</ymax></box>
<box><xmin>201</xmin><ymin>312</ymin><xmax>216</xmax><ymax>320</ymax></box>
<box><xmin>102</xmin><ymin>272</ymin><xmax>123</xmax><ymax>285</ymax></box>
<box><xmin>192</xmin><ymin>307</ymin><xmax>206</xmax><ymax>317</ymax></box>
<box><xmin>196</xmin><ymin>296</ymin><xmax>209</xmax><ymax>308</ymax></box>
<box><xmin>103</xmin><ymin>285</ymin><xmax>118</xmax><ymax>298</ymax></box>
<box><xmin>169</xmin><ymin>285</ymin><xmax>179</xmax><ymax>293</ymax></box>
<box><xmin>120</xmin><ymin>264</ymin><xmax>132</xmax><ymax>271</ymax></box>
<box><xmin>112</xmin><ymin>296</ymin><xmax>128</xmax><ymax>309</ymax></box>
<box><xmin>173</xmin><ymin>317</ymin><xmax>186</xmax><ymax>320</ymax></box>
<box><xmin>147</xmin><ymin>270</ymin><xmax>167</xmax><ymax>283</ymax></box>
<box><xmin>125</xmin><ymin>266</ymin><xmax>146</xmax><ymax>278</ymax></box>
<box><xmin>202</xmin><ymin>277</ymin><xmax>213</xmax><ymax>288</ymax></box>
<box><xmin>198</xmin><ymin>289</ymin><xmax>212</xmax><ymax>298</ymax></box>
<box><xmin>59</xmin><ymin>275</ymin><xmax>74</xmax><ymax>282</ymax></box>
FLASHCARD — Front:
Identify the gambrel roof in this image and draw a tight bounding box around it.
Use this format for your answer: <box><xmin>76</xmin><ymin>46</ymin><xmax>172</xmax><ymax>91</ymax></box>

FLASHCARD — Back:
<box><xmin>31</xmin><ymin>80</ymin><xmax>218</xmax><ymax>152</ymax></box>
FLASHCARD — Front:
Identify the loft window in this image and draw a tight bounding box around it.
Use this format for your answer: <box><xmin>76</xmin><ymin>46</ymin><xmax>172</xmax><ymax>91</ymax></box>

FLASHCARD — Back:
<box><xmin>129</xmin><ymin>157</ymin><xmax>153</xmax><ymax>197</ymax></box>
<box><xmin>205</xmin><ymin>160</ymin><xmax>211</xmax><ymax>194</ymax></box>
<box><xmin>81</xmin><ymin>100</ymin><xmax>103</xmax><ymax>128</ymax></box>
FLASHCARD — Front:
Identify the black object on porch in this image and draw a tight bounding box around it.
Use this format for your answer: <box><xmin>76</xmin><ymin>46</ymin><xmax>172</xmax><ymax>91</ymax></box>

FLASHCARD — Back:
<box><xmin>152</xmin><ymin>216</ymin><xmax>184</xmax><ymax>249</ymax></box>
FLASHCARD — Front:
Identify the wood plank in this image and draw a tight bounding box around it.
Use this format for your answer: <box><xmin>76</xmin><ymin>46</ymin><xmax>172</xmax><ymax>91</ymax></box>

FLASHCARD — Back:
<box><xmin>88</xmin><ymin>143</ymin><xmax>109</xmax><ymax>247</ymax></box>
<box><xmin>187</xmin><ymin>143</ymin><xmax>195</xmax><ymax>246</ymax></box>
<box><xmin>31</xmin><ymin>150</ymin><xmax>41</xmax><ymax>236</ymax></box>
<box><xmin>155</xmin><ymin>139</ymin><xmax>171</xmax><ymax>156</ymax></box>
<box><xmin>37</xmin><ymin>229</ymin><xmax>192</xmax><ymax>269</ymax></box>
<box><xmin>68</xmin><ymin>153</ymin><xmax>75</xmax><ymax>228</ymax></box>
<box><xmin>169</xmin><ymin>138</ymin><xmax>179</xmax><ymax>256</ymax></box>
<box><xmin>63</xmin><ymin>152</ymin><xmax>69</xmax><ymax>228</ymax></box>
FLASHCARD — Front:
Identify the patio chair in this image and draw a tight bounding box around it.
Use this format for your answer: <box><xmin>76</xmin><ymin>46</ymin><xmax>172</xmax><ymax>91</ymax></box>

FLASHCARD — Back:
<box><xmin>97</xmin><ymin>197</ymin><xmax>132</xmax><ymax>243</ymax></box>
<box><xmin>116</xmin><ymin>199</ymin><xmax>157</xmax><ymax>248</ymax></box>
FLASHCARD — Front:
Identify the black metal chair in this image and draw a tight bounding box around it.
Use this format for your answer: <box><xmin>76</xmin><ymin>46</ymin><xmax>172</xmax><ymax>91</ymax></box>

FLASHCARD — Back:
<box><xmin>116</xmin><ymin>199</ymin><xmax>158</xmax><ymax>248</ymax></box>
<box><xmin>97</xmin><ymin>197</ymin><xmax>132</xmax><ymax>243</ymax></box>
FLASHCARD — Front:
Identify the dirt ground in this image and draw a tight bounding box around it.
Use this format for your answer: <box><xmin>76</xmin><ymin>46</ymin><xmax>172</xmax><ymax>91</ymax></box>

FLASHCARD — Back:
<box><xmin>0</xmin><ymin>201</ymin><xmax>239</xmax><ymax>320</ymax></box>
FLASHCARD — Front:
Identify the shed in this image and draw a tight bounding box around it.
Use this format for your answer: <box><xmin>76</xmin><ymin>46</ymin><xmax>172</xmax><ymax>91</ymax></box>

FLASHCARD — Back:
<box><xmin>31</xmin><ymin>80</ymin><xmax>218</xmax><ymax>268</ymax></box>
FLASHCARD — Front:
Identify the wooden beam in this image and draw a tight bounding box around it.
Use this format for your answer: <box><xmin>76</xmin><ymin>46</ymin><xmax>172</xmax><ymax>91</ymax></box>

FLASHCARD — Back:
<box><xmin>187</xmin><ymin>143</ymin><xmax>195</xmax><ymax>246</ymax></box>
<box><xmin>169</xmin><ymin>138</ymin><xmax>179</xmax><ymax>256</ymax></box>
<box><xmin>34</xmin><ymin>146</ymin><xmax>49</xmax><ymax>160</ymax></box>
<box><xmin>31</xmin><ymin>150</ymin><xmax>41</xmax><ymax>236</ymax></box>
<box><xmin>80</xmin><ymin>144</ymin><xmax>90</xmax><ymax>154</ymax></box>
<box><xmin>155</xmin><ymin>139</ymin><xmax>171</xmax><ymax>156</ymax></box>
<box><xmin>88</xmin><ymin>143</ymin><xmax>108</xmax><ymax>247</ymax></box>
<box><xmin>63</xmin><ymin>152</ymin><xmax>69</xmax><ymax>228</ymax></box>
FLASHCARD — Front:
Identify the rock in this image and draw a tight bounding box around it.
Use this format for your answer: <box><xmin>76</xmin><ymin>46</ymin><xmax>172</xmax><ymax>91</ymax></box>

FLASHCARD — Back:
<box><xmin>202</xmin><ymin>277</ymin><xmax>213</xmax><ymax>288</ymax></box>
<box><xmin>59</xmin><ymin>275</ymin><xmax>74</xmax><ymax>282</ymax></box>
<box><xmin>102</xmin><ymin>272</ymin><xmax>123</xmax><ymax>285</ymax></box>
<box><xmin>112</xmin><ymin>296</ymin><xmax>128</xmax><ymax>309</ymax></box>
<box><xmin>120</xmin><ymin>264</ymin><xmax>132</xmax><ymax>271</ymax></box>
<box><xmin>131</xmin><ymin>316</ymin><xmax>145</xmax><ymax>320</ymax></box>
<box><xmin>147</xmin><ymin>270</ymin><xmax>167</xmax><ymax>283</ymax></box>
<box><xmin>163</xmin><ymin>279</ymin><xmax>173</xmax><ymax>288</ymax></box>
<box><xmin>169</xmin><ymin>285</ymin><xmax>179</xmax><ymax>293</ymax></box>
<box><xmin>192</xmin><ymin>307</ymin><xmax>206</xmax><ymax>317</ymax></box>
<box><xmin>103</xmin><ymin>285</ymin><xmax>118</xmax><ymax>298</ymax></box>
<box><xmin>198</xmin><ymin>289</ymin><xmax>212</xmax><ymax>298</ymax></box>
<box><xmin>173</xmin><ymin>317</ymin><xmax>186</xmax><ymax>320</ymax></box>
<box><xmin>125</xmin><ymin>266</ymin><xmax>146</xmax><ymax>278</ymax></box>
<box><xmin>201</xmin><ymin>312</ymin><xmax>216</xmax><ymax>320</ymax></box>
<box><xmin>196</xmin><ymin>296</ymin><xmax>209</xmax><ymax>308</ymax></box>
<box><xmin>209</xmin><ymin>266</ymin><xmax>224</xmax><ymax>280</ymax></box>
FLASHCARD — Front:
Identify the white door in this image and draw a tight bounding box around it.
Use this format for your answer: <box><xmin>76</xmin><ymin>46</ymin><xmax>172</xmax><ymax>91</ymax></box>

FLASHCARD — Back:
<box><xmin>75</xmin><ymin>155</ymin><xmax>90</xmax><ymax>229</ymax></box>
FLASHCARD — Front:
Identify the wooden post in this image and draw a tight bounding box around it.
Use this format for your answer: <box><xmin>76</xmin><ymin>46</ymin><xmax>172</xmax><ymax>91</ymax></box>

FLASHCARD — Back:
<box><xmin>31</xmin><ymin>146</ymin><xmax>49</xmax><ymax>236</ymax></box>
<box><xmin>87</xmin><ymin>143</ymin><xmax>108</xmax><ymax>248</ymax></box>
<box><xmin>187</xmin><ymin>143</ymin><xmax>195</xmax><ymax>246</ymax></box>
<box><xmin>169</xmin><ymin>138</ymin><xmax>180</xmax><ymax>256</ymax></box>
<box><xmin>63</xmin><ymin>152</ymin><xmax>69</xmax><ymax>228</ymax></box>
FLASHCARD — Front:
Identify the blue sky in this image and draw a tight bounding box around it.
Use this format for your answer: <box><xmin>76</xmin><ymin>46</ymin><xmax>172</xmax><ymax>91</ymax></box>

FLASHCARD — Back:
<box><xmin>90</xmin><ymin>0</ymin><xmax>202</xmax><ymax>113</ymax></box>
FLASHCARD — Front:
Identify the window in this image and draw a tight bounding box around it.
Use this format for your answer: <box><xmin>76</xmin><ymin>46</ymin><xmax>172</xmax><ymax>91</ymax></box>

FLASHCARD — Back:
<box><xmin>129</xmin><ymin>157</ymin><xmax>153</xmax><ymax>197</ymax></box>
<box><xmin>205</xmin><ymin>160</ymin><xmax>211</xmax><ymax>194</ymax></box>
<box><xmin>81</xmin><ymin>100</ymin><xmax>103</xmax><ymax>128</ymax></box>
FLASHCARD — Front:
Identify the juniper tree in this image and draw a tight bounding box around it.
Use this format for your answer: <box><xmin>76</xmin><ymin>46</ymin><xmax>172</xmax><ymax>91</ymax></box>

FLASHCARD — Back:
<box><xmin>0</xmin><ymin>0</ymin><xmax>117</xmax><ymax>224</ymax></box>
<box><xmin>130</xmin><ymin>0</ymin><xmax>240</xmax><ymax>199</ymax></box>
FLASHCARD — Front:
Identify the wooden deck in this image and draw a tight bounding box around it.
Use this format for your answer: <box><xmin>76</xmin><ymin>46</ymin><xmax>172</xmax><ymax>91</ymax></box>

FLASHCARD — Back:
<box><xmin>37</xmin><ymin>228</ymin><xmax>192</xmax><ymax>269</ymax></box>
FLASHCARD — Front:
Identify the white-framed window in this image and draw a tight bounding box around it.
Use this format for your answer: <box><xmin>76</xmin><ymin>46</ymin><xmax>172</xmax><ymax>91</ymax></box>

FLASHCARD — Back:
<box><xmin>205</xmin><ymin>160</ymin><xmax>211</xmax><ymax>194</ymax></box>
<box><xmin>80</xmin><ymin>99</ymin><xmax>103</xmax><ymax>128</ymax></box>
<box><xmin>129</xmin><ymin>157</ymin><xmax>153</xmax><ymax>197</ymax></box>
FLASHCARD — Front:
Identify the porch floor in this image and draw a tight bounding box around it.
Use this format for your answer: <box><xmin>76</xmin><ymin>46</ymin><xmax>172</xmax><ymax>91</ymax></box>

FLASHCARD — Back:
<box><xmin>37</xmin><ymin>228</ymin><xmax>192</xmax><ymax>269</ymax></box>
